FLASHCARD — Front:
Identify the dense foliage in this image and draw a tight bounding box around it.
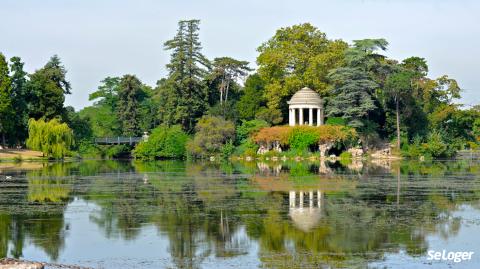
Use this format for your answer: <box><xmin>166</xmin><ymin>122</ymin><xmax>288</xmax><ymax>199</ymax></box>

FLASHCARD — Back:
<box><xmin>133</xmin><ymin>125</ymin><xmax>188</xmax><ymax>160</ymax></box>
<box><xmin>0</xmin><ymin>20</ymin><xmax>478</xmax><ymax>159</ymax></box>
<box><xmin>0</xmin><ymin>53</ymin><xmax>13</xmax><ymax>146</ymax></box>
<box><xmin>256</xmin><ymin>23</ymin><xmax>347</xmax><ymax>121</ymax></box>
<box><xmin>117</xmin><ymin>75</ymin><xmax>145</xmax><ymax>136</ymax></box>
<box><xmin>253</xmin><ymin>125</ymin><xmax>357</xmax><ymax>151</ymax></box>
<box><xmin>236</xmin><ymin>119</ymin><xmax>270</xmax><ymax>143</ymax></box>
<box><xmin>26</xmin><ymin>118</ymin><xmax>74</xmax><ymax>159</ymax></box>
<box><xmin>187</xmin><ymin>116</ymin><xmax>235</xmax><ymax>158</ymax></box>
<box><xmin>157</xmin><ymin>20</ymin><xmax>210</xmax><ymax>132</ymax></box>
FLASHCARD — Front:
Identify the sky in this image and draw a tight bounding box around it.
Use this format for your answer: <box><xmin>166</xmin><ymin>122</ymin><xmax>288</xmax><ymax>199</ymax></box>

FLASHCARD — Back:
<box><xmin>1</xmin><ymin>0</ymin><xmax>479</xmax><ymax>110</ymax></box>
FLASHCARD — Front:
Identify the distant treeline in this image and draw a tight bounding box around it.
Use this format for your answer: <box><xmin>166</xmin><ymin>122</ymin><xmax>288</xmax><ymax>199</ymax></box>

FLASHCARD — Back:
<box><xmin>1</xmin><ymin>20</ymin><xmax>479</xmax><ymax>159</ymax></box>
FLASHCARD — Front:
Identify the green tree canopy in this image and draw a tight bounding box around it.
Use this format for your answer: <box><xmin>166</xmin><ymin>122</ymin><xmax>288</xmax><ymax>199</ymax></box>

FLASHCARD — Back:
<box><xmin>384</xmin><ymin>69</ymin><xmax>415</xmax><ymax>147</ymax></box>
<box><xmin>326</xmin><ymin>39</ymin><xmax>389</xmax><ymax>128</ymax></box>
<box><xmin>133</xmin><ymin>125</ymin><xmax>188</xmax><ymax>159</ymax></box>
<box><xmin>209</xmin><ymin>57</ymin><xmax>251</xmax><ymax>105</ymax></box>
<box><xmin>187</xmin><ymin>116</ymin><xmax>235</xmax><ymax>158</ymax></box>
<box><xmin>8</xmin><ymin>56</ymin><xmax>30</xmax><ymax>144</ymax></box>
<box><xmin>473</xmin><ymin>118</ymin><xmax>480</xmax><ymax>141</ymax></box>
<box><xmin>401</xmin><ymin>56</ymin><xmax>428</xmax><ymax>77</ymax></box>
<box><xmin>26</xmin><ymin>118</ymin><xmax>74</xmax><ymax>159</ymax></box>
<box><xmin>117</xmin><ymin>74</ymin><xmax>145</xmax><ymax>136</ymax></box>
<box><xmin>27</xmin><ymin>55</ymin><xmax>70</xmax><ymax>120</ymax></box>
<box><xmin>327</xmin><ymin>67</ymin><xmax>378</xmax><ymax>127</ymax></box>
<box><xmin>0</xmin><ymin>53</ymin><xmax>13</xmax><ymax>146</ymax></box>
<box><xmin>89</xmin><ymin>76</ymin><xmax>121</xmax><ymax>109</ymax></box>
<box><xmin>236</xmin><ymin>74</ymin><xmax>267</xmax><ymax>121</ymax></box>
<box><xmin>79</xmin><ymin>77</ymin><xmax>122</xmax><ymax>138</ymax></box>
<box><xmin>160</xmin><ymin>19</ymin><xmax>210</xmax><ymax>132</ymax></box>
<box><xmin>256</xmin><ymin>23</ymin><xmax>347</xmax><ymax>120</ymax></box>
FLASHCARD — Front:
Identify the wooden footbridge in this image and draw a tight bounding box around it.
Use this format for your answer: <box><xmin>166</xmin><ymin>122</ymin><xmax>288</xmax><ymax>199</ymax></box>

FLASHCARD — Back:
<box><xmin>94</xmin><ymin>136</ymin><xmax>144</xmax><ymax>145</ymax></box>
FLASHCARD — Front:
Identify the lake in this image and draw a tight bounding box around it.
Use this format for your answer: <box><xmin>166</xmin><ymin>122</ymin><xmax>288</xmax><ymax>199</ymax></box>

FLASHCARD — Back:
<box><xmin>1</xmin><ymin>159</ymin><xmax>480</xmax><ymax>268</ymax></box>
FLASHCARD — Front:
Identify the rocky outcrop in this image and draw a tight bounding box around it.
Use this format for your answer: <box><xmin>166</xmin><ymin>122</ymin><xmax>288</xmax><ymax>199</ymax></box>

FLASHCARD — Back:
<box><xmin>0</xmin><ymin>259</ymin><xmax>44</xmax><ymax>269</ymax></box>
<box><xmin>272</xmin><ymin>141</ymin><xmax>282</xmax><ymax>153</ymax></box>
<box><xmin>318</xmin><ymin>142</ymin><xmax>334</xmax><ymax>158</ymax></box>
<box><xmin>347</xmin><ymin>147</ymin><xmax>364</xmax><ymax>158</ymax></box>
<box><xmin>370</xmin><ymin>143</ymin><xmax>400</xmax><ymax>159</ymax></box>
<box><xmin>257</xmin><ymin>145</ymin><xmax>269</xmax><ymax>155</ymax></box>
<box><xmin>257</xmin><ymin>141</ymin><xmax>282</xmax><ymax>155</ymax></box>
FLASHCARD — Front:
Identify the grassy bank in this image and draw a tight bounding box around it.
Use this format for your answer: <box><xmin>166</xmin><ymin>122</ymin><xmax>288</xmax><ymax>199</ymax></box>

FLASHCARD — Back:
<box><xmin>0</xmin><ymin>149</ymin><xmax>46</xmax><ymax>161</ymax></box>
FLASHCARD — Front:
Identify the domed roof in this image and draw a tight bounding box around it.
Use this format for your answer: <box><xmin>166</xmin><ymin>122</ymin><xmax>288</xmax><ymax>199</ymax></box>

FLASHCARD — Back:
<box><xmin>287</xmin><ymin>87</ymin><xmax>323</xmax><ymax>106</ymax></box>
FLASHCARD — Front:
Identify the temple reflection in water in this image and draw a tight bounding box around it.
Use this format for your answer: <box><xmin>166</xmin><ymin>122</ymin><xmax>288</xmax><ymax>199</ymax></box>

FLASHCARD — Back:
<box><xmin>1</xmin><ymin>159</ymin><xmax>480</xmax><ymax>268</ymax></box>
<box><xmin>289</xmin><ymin>190</ymin><xmax>323</xmax><ymax>232</ymax></box>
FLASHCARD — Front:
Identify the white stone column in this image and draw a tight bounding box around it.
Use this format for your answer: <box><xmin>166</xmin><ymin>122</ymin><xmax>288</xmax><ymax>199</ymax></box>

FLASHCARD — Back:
<box><xmin>299</xmin><ymin>191</ymin><xmax>304</xmax><ymax>208</ymax></box>
<box><xmin>309</xmin><ymin>108</ymin><xmax>313</xmax><ymax>126</ymax></box>
<box><xmin>288</xmin><ymin>109</ymin><xmax>292</xmax><ymax>126</ymax></box>
<box><xmin>317</xmin><ymin>108</ymin><xmax>321</xmax><ymax>126</ymax></box>
<box><xmin>290</xmin><ymin>108</ymin><xmax>296</xmax><ymax>126</ymax></box>
<box><xmin>289</xmin><ymin>191</ymin><xmax>296</xmax><ymax>207</ymax></box>
<box><xmin>317</xmin><ymin>190</ymin><xmax>321</xmax><ymax>207</ymax></box>
<box><xmin>299</xmin><ymin>108</ymin><xmax>304</xmax><ymax>125</ymax></box>
<box><xmin>290</xmin><ymin>109</ymin><xmax>293</xmax><ymax>126</ymax></box>
<box><xmin>309</xmin><ymin>191</ymin><xmax>313</xmax><ymax>208</ymax></box>
<box><xmin>320</xmin><ymin>108</ymin><xmax>324</xmax><ymax>125</ymax></box>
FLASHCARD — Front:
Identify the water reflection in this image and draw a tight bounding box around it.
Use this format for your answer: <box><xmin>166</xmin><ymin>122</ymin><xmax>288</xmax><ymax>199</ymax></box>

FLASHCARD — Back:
<box><xmin>288</xmin><ymin>190</ymin><xmax>322</xmax><ymax>232</ymax></box>
<box><xmin>0</xmin><ymin>159</ymin><xmax>478</xmax><ymax>268</ymax></box>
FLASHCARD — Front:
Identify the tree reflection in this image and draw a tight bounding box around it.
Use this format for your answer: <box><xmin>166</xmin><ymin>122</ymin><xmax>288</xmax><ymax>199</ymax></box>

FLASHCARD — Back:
<box><xmin>0</xmin><ymin>163</ymin><xmax>72</xmax><ymax>261</ymax></box>
<box><xmin>85</xmin><ymin>171</ymin><xmax>154</xmax><ymax>240</ymax></box>
<box><xmin>0</xmin><ymin>159</ymin><xmax>479</xmax><ymax>268</ymax></box>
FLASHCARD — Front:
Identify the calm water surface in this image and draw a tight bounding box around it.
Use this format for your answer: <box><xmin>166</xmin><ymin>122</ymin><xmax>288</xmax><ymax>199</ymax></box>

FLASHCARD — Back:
<box><xmin>1</xmin><ymin>159</ymin><xmax>480</xmax><ymax>268</ymax></box>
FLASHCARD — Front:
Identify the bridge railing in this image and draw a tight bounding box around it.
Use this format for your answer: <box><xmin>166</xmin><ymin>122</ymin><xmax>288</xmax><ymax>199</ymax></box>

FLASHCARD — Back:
<box><xmin>94</xmin><ymin>137</ymin><xmax>143</xmax><ymax>145</ymax></box>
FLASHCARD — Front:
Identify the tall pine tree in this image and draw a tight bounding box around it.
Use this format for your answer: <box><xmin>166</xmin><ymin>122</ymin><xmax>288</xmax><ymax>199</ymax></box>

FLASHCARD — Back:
<box><xmin>160</xmin><ymin>19</ymin><xmax>210</xmax><ymax>132</ymax></box>
<box><xmin>9</xmin><ymin>56</ymin><xmax>29</xmax><ymax>144</ymax></box>
<box><xmin>327</xmin><ymin>39</ymin><xmax>388</xmax><ymax>127</ymax></box>
<box><xmin>117</xmin><ymin>74</ymin><xmax>144</xmax><ymax>136</ymax></box>
<box><xmin>0</xmin><ymin>53</ymin><xmax>13</xmax><ymax>147</ymax></box>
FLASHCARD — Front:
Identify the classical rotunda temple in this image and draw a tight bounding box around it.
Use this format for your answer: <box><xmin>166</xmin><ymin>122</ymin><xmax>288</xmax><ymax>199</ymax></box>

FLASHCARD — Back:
<box><xmin>287</xmin><ymin>87</ymin><xmax>324</xmax><ymax>126</ymax></box>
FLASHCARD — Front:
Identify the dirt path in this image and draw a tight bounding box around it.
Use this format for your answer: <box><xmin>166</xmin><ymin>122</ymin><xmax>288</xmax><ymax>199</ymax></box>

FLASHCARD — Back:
<box><xmin>0</xmin><ymin>149</ymin><xmax>43</xmax><ymax>160</ymax></box>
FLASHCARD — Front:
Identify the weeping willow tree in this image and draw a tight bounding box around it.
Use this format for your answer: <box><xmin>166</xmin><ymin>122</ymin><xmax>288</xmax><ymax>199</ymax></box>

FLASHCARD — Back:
<box><xmin>26</xmin><ymin>118</ymin><xmax>74</xmax><ymax>159</ymax></box>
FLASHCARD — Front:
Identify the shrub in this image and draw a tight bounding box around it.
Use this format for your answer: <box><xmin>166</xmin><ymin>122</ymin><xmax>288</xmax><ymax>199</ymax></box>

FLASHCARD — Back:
<box><xmin>221</xmin><ymin>140</ymin><xmax>235</xmax><ymax>158</ymax></box>
<box><xmin>473</xmin><ymin>118</ymin><xmax>480</xmax><ymax>138</ymax></box>
<box><xmin>105</xmin><ymin>145</ymin><xmax>131</xmax><ymax>159</ymax></box>
<box><xmin>467</xmin><ymin>141</ymin><xmax>479</xmax><ymax>150</ymax></box>
<box><xmin>187</xmin><ymin>116</ymin><xmax>235</xmax><ymax>158</ymax></box>
<box><xmin>339</xmin><ymin>151</ymin><xmax>353</xmax><ymax>166</ymax></box>
<box><xmin>236</xmin><ymin>119</ymin><xmax>270</xmax><ymax>143</ymax></box>
<box><xmin>235</xmin><ymin>138</ymin><xmax>259</xmax><ymax>156</ymax></box>
<box><xmin>133</xmin><ymin>125</ymin><xmax>188</xmax><ymax>159</ymax></box>
<box><xmin>326</xmin><ymin>117</ymin><xmax>346</xmax><ymax>126</ymax></box>
<box><xmin>339</xmin><ymin>151</ymin><xmax>352</xmax><ymax>160</ymax></box>
<box><xmin>288</xmin><ymin>126</ymin><xmax>319</xmax><ymax>151</ymax></box>
<box><xmin>403</xmin><ymin>131</ymin><xmax>455</xmax><ymax>159</ymax></box>
<box><xmin>255</xmin><ymin>107</ymin><xmax>283</xmax><ymax>125</ymax></box>
<box><xmin>78</xmin><ymin>140</ymin><xmax>102</xmax><ymax>158</ymax></box>
<box><xmin>425</xmin><ymin>131</ymin><xmax>448</xmax><ymax>157</ymax></box>
<box><xmin>252</xmin><ymin>125</ymin><xmax>357</xmax><ymax>150</ymax></box>
<box><xmin>405</xmin><ymin>136</ymin><xmax>423</xmax><ymax>158</ymax></box>
<box><xmin>252</xmin><ymin>126</ymin><xmax>291</xmax><ymax>146</ymax></box>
